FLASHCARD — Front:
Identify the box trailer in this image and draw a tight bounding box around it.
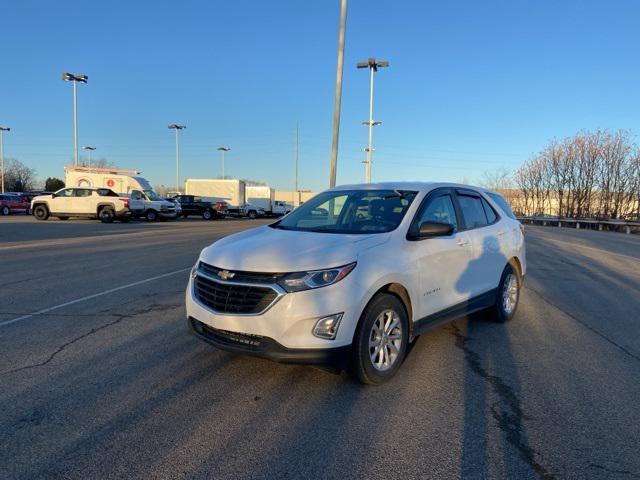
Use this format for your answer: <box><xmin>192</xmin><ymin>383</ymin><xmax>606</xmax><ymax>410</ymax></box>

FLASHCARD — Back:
<box><xmin>246</xmin><ymin>186</ymin><xmax>293</xmax><ymax>216</ymax></box>
<box><xmin>184</xmin><ymin>179</ymin><xmax>261</xmax><ymax>218</ymax></box>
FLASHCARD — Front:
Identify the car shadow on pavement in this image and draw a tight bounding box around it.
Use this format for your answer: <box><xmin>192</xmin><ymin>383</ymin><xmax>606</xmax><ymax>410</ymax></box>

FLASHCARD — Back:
<box><xmin>450</xmin><ymin>235</ymin><xmax>551</xmax><ymax>478</ymax></box>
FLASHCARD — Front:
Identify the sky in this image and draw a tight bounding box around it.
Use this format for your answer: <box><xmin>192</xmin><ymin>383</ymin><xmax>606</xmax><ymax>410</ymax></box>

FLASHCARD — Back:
<box><xmin>2</xmin><ymin>0</ymin><xmax>640</xmax><ymax>192</ymax></box>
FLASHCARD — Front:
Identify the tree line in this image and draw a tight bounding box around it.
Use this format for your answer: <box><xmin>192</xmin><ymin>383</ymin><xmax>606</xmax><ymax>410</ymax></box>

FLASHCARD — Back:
<box><xmin>485</xmin><ymin>130</ymin><xmax>640</xmax><ymax>220</ymax></box>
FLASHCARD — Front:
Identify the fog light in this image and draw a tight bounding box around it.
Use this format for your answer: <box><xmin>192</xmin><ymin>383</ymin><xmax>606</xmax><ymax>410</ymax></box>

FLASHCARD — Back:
<box><xmin>312</xmin><ymin>313</ymin><xmax>343</xmax><ymax>340</ymax></box>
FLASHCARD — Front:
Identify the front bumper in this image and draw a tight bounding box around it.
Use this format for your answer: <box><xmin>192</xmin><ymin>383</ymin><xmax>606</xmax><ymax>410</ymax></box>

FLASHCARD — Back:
<box><xmin>188</xmin><ymin>317</ymin><xmax>350</xmax><ymax>369</ymax></box>
<box><xmin>185</xmin><ymin>270</ymin><xmax>364</xmax><ymax>351</ymax></box>
<box><xmin>159</xmin><ymin>211</ymin><xmax>178</xmax><ymax>219</ymax></box>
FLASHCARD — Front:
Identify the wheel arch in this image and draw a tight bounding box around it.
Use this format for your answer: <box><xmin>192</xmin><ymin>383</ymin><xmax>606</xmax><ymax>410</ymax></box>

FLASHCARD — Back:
<box><xmin>354</xmin><ymin>282</ymin><xmax>414</xmax><ymax>342</ymax></box>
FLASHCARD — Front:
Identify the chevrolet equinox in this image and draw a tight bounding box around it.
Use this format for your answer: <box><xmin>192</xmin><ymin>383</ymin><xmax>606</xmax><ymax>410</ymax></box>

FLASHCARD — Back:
<box><xmin>186</xmin><ymin>182</ymin><xmax>526</xmax><ymax>384</ymax></box>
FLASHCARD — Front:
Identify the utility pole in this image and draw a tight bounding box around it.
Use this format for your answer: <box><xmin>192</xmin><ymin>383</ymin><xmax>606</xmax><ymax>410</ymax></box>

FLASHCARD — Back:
<box><xmin>357</xmin><ymin>58</ymin><xmax>388</xmax><ymax>183</ymax></box>
<box><xmin>62</xmin><ymin>73</ymin><xmax>88</xmax><ymax>166</ymax></box>
<box><xmin>329</xmin><ymin>0</ymin><xmax>348</xmax><ymax>188</ymax></box>
<box><xmin>294</xmin><ymin>124</ymin><xmax>300</xmax><ymax>206</ymax></box>
<box><xmin>0</xmin><ymin>127</ymin><xmax>9</xmax><ymax>193</ymax></box>
<box><xmin>217</xmin><ymin>147</ymin><xmax>231</xmax><ymax>179</ymax></box>
<box><xmin>168</xmin><ymin>124</ymin><xmax>186</xmax><ymax>192</ymax></box>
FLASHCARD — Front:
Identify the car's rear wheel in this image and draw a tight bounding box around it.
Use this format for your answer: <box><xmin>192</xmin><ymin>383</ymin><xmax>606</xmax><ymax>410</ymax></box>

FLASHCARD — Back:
<box><xmin>1</xmin><ymin>206</ymin><xmax>9</xmax><ymax>215</ymax></box>
<box><xmin>146</xmin><ymin>210</ymin><xmax>158</xmax><ymax>222</ymax></box>
<box><xmin>33</xmin><ymin>205</ymin><xmax>49</xmax><ymax>220</ymax></box>
<box><xmin>248</xmin><ymin>210</ymin><xmax>257</xmax><ymax>219</ymax></box>
<box><xmin>491</xmin><ymin>263</ymin><xmax>520</xmax><ymax>323</ymax></box>
<box><xmin>351</xmin><ymin>293</ymin><xmax>409</xmax><ymax>385</ymax></box>
<box><xmin>99</xmin><ymin>207</ymin><xmax>115</xmax><ymax>223</ymax></box>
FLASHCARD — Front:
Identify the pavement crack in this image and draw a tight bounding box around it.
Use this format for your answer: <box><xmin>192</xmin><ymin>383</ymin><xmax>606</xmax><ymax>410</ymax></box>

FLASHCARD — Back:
<box><xmin>449</xmin><ymin>322</ymin><xmax>554</xmax><ymax>480</ymax></box>
<box><xmin>588</xmin><ymin>462</ymin><xmax>639</xmax><ymax>477</ymax></box>
<box><xmin>0</xmin><ymin>302</ymin><xmax>182</xmax><ymax>377</ymax></box>
<box><xmin>524</xmin><ymin>285</ymin><xmax>640</xmax><ymax>363</ymax></box>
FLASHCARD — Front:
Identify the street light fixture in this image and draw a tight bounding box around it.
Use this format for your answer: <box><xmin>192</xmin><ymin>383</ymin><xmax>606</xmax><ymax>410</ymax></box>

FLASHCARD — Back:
<box><xmin>83</xmin><ymin>146</ymin><xmax>96</xmax><ymax>167</ymax></box>
<box><xmin>62</xmin><ymin>72</ymin><xmax>88</xmax><ymax>166</ymax></box>
<box><xmin>0</xmin><ymin>127</ymin><xmax>10</xmax><ymax>193</ymax></box>
<box><xmin>217</xmin><ymin>147</ymin><xmax>231</xmax><ymax>179</ymax></box>
<box><xmin>168</xmin><ymin>124</ymin><xmax>186</xmax><ymax>193</ymax></box>
<box><xmin>356</xmin><ymin>58</ymin><xmax>388</xmax><ymax>183</ymax></box>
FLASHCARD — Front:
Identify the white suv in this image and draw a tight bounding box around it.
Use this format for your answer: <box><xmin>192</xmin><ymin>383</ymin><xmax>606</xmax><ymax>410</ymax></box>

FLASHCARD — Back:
<box><xmin>186</xmin><ymin>182</ymin><xmax>526</xmax><ymax>384</ymax></box>
<box><xmin>31</xmin><ymin>187</ymin><xmax>131</xmax><ymax>223</ymax></box>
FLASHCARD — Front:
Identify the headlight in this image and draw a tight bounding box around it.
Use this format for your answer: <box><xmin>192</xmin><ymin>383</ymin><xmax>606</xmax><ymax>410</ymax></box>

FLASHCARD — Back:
<box><xmin>278</xmin><ymin>262</ymin><xmax>356</xmax><ymax>292</ymax></box>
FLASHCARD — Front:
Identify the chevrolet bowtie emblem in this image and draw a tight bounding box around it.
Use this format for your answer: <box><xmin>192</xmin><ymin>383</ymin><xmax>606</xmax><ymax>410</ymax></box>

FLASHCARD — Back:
<box><xmin>217</xmin><ymin>270</ymin><xmax>235</xmax><ymax>280</ymax></box>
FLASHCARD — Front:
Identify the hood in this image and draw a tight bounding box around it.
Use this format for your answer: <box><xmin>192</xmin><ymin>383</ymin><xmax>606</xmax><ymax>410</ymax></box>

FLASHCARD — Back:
<box><xmin>199</xmin><ymin>225</ymin><xmax>390</xmax><ymax>272</ymax></box>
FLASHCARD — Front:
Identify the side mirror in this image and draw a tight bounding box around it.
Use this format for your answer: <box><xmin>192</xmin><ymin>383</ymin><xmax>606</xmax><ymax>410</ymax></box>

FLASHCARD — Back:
<box><xmin>415</xmin><ymin>221</ymin><xmax>454</xmax><ymax>239</ymax></box>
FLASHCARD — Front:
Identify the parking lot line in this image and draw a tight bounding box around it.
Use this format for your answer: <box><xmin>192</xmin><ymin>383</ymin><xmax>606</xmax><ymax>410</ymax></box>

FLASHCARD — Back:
<box><xmin>0</xmin><ymin>267</ymin><xmax>191</xmax><ymax>328</ymax></box>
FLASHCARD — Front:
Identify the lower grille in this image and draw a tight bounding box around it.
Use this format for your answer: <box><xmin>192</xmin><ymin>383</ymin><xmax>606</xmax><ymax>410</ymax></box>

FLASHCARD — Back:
<box><xmin>194</xmin><ymin>274</ymin><xmax>279</xmax><ymax>315</ymax></box>
<box><xmin>195</xmin><ymin>321</ymin><xmax>263</xmax><ymax>349</ymax></box>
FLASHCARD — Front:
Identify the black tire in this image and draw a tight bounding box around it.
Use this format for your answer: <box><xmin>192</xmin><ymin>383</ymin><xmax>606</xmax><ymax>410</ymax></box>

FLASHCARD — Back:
<box><xmin>248</xmin><ymin>210</ymin><xmax>257</xmax><ymax>219</ymax></box>
<box><xmin>146</xmin><ymin>210</ymin><xmax>158</xmax><ymax>222</ymax></box>
<box><xmin>99</xmin><ymin>207</ymin><xmax>115</xmax><ymax>223</ymax></box>
<box><xmin>33</xmin><ymin>205</ymin><xmax>49</xmax><ymax>220</ymax></box>
<box><xmin>57</xmin><ymin>216</ymin><xmax>69</xmax><ymax>221</ymax></box>
<box><xmin>202</xmin><ymin>209</ymin><xmax>214</xmax><ymax>220</ymax></box>
<box><xmin>1</xmin><ymin>205</ymin><xmax>10</xmax><ymax>216</ymax></box>
<box><xmin>350</xmin><ymin>293</ymin><xmax>410</xmax><ymax>385</ymax></box>
<box><xmin>489</xmin><ymin>263</ymin><xmax>521</xmax><ymax>323</ymax></box>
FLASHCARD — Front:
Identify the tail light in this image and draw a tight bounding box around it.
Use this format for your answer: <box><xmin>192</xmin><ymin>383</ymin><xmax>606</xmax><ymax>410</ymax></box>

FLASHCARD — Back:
<box><xmin>123</xmin><ymin>198</ymin><xmax>129</xmax><ymax>208</ymax></box>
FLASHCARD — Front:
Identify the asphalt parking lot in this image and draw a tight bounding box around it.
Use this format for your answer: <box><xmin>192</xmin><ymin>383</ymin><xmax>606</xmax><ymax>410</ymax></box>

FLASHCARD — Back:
<box><xmin>1</xmin><ymin>217</ymin><xmax>639</xmax><ymax>479</ymax></box>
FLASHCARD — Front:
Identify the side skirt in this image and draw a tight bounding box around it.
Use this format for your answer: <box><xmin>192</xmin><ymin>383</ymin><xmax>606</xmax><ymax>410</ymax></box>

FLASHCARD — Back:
<box><xmin>412</xmin><ymin>289</ymin><xmax>498</xmax><ymax>338</ymax></box>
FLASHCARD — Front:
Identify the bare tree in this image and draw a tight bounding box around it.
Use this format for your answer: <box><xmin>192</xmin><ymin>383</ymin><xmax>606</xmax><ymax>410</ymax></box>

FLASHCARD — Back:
<box><xmin>4</xmin><ymin>159</ymin><xmax>37</xmax><ymax>191</ymax></box>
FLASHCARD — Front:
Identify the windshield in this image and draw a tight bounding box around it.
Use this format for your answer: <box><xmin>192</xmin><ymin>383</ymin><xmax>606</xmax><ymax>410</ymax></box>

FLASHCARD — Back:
<box><xmin>271</xmin><ymin>189</ymin><xmax>417</xmax><ymax>234</ymax></box>
<box><xmin>143</xmin><ymin>190</ymin><xmax>162</xmax><ymax>201</ymax></box>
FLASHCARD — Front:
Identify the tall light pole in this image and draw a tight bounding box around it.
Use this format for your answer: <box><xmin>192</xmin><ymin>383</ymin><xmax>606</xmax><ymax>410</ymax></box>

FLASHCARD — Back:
<box><xmin>168</xmin><ymin>124</ymin><xmax>186</xmax><ymax>192</ymax></box>
<box><xmin>62</xmin><ymin>72</ymin><xmax>88</xmax><ymax>166</ymax></box>
<box><xmin>0</xmin><ymin>127</ymin><xmax>9</xmax><ymax>193</ymax></box>
<box><xmin>329</xmin><ymin>0</ymin><xmax>348</xmax><ymax>188</ymax></box>
<box><xmin>294</xmin><ymin>124</ymin><xmax>299</xmax><ymax>205</ymax></box>
<box><xmin>217</xmin><ymin>146</ymin><xmax>231</xmax><ymax>179</ymax></box>
<box><xmin>357</xmin><ymin>58</ymin><xmax>388</xmax><ymax>183</ymax></box>
<box><xmin>83</xmin><ymin>146</ymin><xmax>96</xmax><ymax>167</ymax></box>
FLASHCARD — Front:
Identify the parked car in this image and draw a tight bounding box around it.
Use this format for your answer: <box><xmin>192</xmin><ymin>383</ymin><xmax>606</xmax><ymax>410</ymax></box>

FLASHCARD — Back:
<box><xmin>186</xmin><ymin>182</ymin><xmax>526</xmax><ymax>384</ymax></box>
<box><xmin>31</xmin><ymin>187</ymin><xmax>131</xmax><ymax>223</ymax></box>
<box><xmin>0</xmin><ymin>193</ymin><xmax>31</xmax><ymax>215</ymax></box>
<box><xmin>172</xmin><ymin>195</ymin><xmax>228</xmax><ymax>220</ymax></box>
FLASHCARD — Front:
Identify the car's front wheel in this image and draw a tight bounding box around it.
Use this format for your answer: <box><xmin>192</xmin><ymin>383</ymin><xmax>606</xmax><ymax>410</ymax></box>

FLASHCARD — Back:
<box><xmin>146</xmin><ymin>210</ymin><xmax>158</xmax><ymax>222</ymax></box>
<box><xmin>33</xmin><ymin>205</ymin><xmax>49</xmax><ymax>220</ymax></box>
<box><xmin>351</xmin><ymin>293</ymin><xmax>409</xmax><ymax>385</ymax></box>
<box><xmin>1</xmin><ymin>206</ymin><xmax>9</xmax><ymax>215</ymax></box>
<box><xmin>491</xmin><ymin>263</ymin><xmax>521</xmax><ymax>323</ymax></box>
<box><xmin>202</xmin><ymin>209</ymin><xmax>214</xmax><ymax>220</ymax></box>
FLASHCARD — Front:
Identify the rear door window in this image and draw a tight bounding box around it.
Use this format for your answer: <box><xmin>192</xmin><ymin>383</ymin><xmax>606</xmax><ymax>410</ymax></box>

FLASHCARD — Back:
<box><xmin>481</xmin><ymin>197</ymin><xmax>498</xmax><ymax>224</ymax></box>
<box><xmin>458</xmin><ymin>194</ymin><xmax>488</xmax><ymax>229</ymax></box>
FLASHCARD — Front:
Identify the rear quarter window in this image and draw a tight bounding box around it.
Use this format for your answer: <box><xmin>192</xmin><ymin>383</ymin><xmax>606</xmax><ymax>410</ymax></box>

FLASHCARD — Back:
<box><xmin>487</xmin><ymin>193</ymin><xmax>517</xmax><ymax>220</ymax></box>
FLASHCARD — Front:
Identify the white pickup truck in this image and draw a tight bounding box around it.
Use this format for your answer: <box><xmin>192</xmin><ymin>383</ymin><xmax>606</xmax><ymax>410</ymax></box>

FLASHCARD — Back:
<box><xmin>128</xmin><ymin>189</ymin><xmax>179</xmax><ymax>221</ymax></box>
<box><xmin>31</xmin><ymin>187</ymin><xmax>132</xmax><ymax>223</ymax></box>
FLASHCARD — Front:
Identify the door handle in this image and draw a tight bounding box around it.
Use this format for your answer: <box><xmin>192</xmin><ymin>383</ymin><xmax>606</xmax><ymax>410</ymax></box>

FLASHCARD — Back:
<box><xmin>456</xmin><ymin>239</ymin><xmax>469</xmax><ymax>247</ymax></box>
<box><xmin>496</xmin><ymin>230</ymin><xmax>505</xmax><ymax>236</ymax></box>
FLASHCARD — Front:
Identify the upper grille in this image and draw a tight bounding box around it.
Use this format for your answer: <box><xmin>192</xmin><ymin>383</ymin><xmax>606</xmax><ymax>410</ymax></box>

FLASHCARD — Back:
<box><xmin>194</xmin><ymin>268</ymin><xmax>281</xmax><ymax>315</ymax></box>
<box><xmin>198</xmin><ymin>262</ymin><xmax>286</xmax><ymax>284</ymax></box>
